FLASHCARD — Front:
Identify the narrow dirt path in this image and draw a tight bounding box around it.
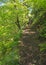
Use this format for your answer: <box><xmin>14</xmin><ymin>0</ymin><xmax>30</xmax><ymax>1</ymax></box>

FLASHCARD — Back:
<box><xmin>19</xmin><ymin>27</ymin><xmax>40</xmax><ymax>65</ymax></box>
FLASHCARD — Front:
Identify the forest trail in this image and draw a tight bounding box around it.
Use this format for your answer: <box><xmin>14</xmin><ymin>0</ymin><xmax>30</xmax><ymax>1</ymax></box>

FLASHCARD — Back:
<box><xmin>19</xmin><ymin>26</ymin><xmax>40</xmax><ymax>65</ymax></box>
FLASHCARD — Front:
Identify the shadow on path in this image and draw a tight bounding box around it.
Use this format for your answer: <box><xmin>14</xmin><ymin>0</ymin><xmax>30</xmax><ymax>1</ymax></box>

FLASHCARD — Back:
<box><xmin>19</xmin><ymin>27</ymin><xmax>40</xmax><ymax>65</ymax></box>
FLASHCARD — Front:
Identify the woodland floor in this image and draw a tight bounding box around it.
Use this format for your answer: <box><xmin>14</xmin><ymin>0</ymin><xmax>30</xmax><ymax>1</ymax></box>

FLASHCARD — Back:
<box><xmin>19</xmin><ymin>25</ymin><xmax>46</xmax><ymax>65</ymax></box>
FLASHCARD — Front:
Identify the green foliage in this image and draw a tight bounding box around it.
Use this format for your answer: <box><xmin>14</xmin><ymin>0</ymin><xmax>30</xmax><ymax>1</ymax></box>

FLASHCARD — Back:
<box><xmin>39</xmin><ymin>26</ymin><xmax>46</xmax><ymax>38</ymax></box>
<box><xmin>0</xmin><ymin>0</ymin><xmax>46</xmax><ymax>65</ymax></box>
<box><xmin>27</xmin><ymin>0</ymin><xmax>46</xmax><ymax>39</ymax></box>
<box><xmin>0</xmin><ymin>1</ymin><xmax>24</xmax><ymax>65</ymax></box>
<box><xmin>39</xmin><ymin>43</ymin><xmax>46</xmax><ymax>52</ymax></box>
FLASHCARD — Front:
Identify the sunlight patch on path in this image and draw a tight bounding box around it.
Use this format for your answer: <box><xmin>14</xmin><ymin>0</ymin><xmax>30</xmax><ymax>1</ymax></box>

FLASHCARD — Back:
<box><xmin>22</xmin><ymin>29</ymin><xmax>36</xmax><ymax>34</ymax></box>
<box><xmin>18</xmin><ymin>41</ymin><xmax>24</xmax><ymax>46</ymax></box>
